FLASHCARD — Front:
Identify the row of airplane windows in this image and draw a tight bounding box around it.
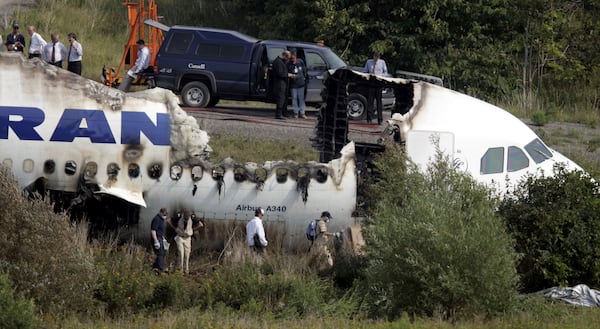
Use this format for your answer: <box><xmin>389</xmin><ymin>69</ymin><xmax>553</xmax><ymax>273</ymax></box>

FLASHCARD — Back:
<box><xmin>1</xmin><ymin>158</ymin><xmax>329</xmax><ymax>184</ymax></box>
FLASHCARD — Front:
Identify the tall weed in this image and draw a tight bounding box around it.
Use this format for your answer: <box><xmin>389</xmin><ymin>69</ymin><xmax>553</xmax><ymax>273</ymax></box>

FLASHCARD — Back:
<box><xmin>0</xmin><ymin>168</ymin><xmax>97</xmax><ymax>315</ymax></box>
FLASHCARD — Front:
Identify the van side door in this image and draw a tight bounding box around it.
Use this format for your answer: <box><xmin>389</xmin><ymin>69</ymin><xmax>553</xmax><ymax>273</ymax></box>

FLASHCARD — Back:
<box><xmin>304</xmin><ymin>50</ymin><xmax>328</xmax><ymax>104</ymax></box>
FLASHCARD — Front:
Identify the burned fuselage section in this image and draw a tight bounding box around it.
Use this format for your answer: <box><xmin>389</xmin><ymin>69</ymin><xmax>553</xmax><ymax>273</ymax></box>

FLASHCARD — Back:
<box><xmin>0</xmin><ymin>52</ymin><xmax>358</xmax><ymax>242</ymax></box>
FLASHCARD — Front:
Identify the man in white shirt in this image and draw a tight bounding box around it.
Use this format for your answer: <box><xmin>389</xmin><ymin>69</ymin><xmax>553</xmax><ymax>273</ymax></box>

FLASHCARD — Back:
<box><xmin>363</xmin><ymin>52</ymin><xmax>389</xmax><ymax>125</ymax></box>
<box><xmin>66</xmin><ymin>32</ymin><xmax>83</xmax><ymax>75</ymax></box>
<box><xmin>119</xmin><ymin>39</ymin><xmax>151</xmax><ymax>91</ymax></box>
<box><xmin>27</xmin><ymin>25</ymin><xmax>46</xmax><ymax>59</ymax></box>
<box><xmin>43</xmin><ymin>33</ymin><xmax>67</xmax><ymax>68</ymax></box>
<box><xmin>246</xmin><ymin>208</ymin><xmax>268</xmax><ymax>254</ymax></box>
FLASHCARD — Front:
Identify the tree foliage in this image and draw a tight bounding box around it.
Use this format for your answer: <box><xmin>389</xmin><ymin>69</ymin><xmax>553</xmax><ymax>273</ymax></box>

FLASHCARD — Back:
<box><xmin>361</xmin><ymin>146</ymin><xmax>519</xmax><ymax>319</ymax></box>
<box><xmin>498</xmin><ymin>165</ymin><xmax>600</xmax><ymax>292</ymax></box>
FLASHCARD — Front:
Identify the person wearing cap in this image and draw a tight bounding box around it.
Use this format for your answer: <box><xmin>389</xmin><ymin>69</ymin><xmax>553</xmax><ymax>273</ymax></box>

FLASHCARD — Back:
<box><xmin>119</xmin><ymin>39</ymin><xmax>151</xmax><ymax>92</ymax></box>
<box><xmin>43</xmin><ymin>33</ymin><xmax>67</xmax><ymax>68</ymax></box>
<box><xmin>5</xmin><ymin>23</ymin><xmax>25</xmax><ymax>53</ymax></box>
<box><xmin>317</xmin><ymin>211</ymin><xmax>334</xmax><ymax>239</ymax></box>
<box><xmin>27</xmin><ymin>25</ymin><xmax>46</xmax><ymax>59</ymax></box>
<box><xmin>246</xmin><ymin>207</ymin><xmax>268</xmax><ymax>254</ymax></box>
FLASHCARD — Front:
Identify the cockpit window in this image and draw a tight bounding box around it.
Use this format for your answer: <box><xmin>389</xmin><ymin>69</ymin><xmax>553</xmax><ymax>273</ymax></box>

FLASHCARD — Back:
<box><xmin>524</xmin><ymin>138</ymin><xmax>553</xmax><ymax>164</ymax></box>
<box><xmin>507</xmin><ymin>146</ymin><xmax>529</xmax><ymax>172</ymax></box>
<box><xmin>480</xmin><ymin>147</ymin><xmax>504</xmax><ymax>174</ymax></box>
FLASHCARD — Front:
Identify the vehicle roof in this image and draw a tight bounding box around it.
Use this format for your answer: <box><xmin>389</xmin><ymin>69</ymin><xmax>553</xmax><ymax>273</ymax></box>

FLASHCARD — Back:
<box><xmin>168</xmin><ymin>26</ymin><xmax>330</xmax><ymax>50</ymax></box>
<box><xmin>169</xmin><ymin>25</ymin><xmax>258</xmax><ymax>43</ymax></box>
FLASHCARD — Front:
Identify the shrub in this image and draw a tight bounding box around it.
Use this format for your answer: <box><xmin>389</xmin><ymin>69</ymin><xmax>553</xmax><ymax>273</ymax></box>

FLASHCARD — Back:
<box><xmin>0</xmin><ymin>272</ymin><xmax>37</xmax><ymax>329</ymax></box>
<box><xmin>498</xmin><ymin>165</ymin><xmax>600</xmax><ymax>292</ymax></box>
<box><xmin>361</xmin><ymin>145</ymin><xmax>519</xmax><ymax>319</ymax></box>
<box><xmin>0</xmin><ymin>168</ymin><xmax>97</xmax><ymax>315</ymax></box>
<box><xmin>93</xmin><ymin>242</ymin><xmax>156</xmax><ymax>315</ymax></box>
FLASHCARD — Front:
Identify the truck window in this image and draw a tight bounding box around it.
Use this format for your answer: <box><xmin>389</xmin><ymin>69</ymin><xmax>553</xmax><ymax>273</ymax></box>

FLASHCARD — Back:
<box><xmin>305</xmin><ymin>51</ymin><xmax>327</xmax><ymax>71</ymax></box>
<box><xmin>196</xmin><ymin>43</ymin><xmax>246</xmax><ymax>60</ymax></box>
<box><xmin>480</xmin><ymin>147</ymin><xmax>504</xmax><ymax>174</ymax></box>
<box><xmin>165</xmin><ymin>32</ymin><xmax>194</xmax><ymax>55</ymax></box>
<box><xmin>507</xmin><ymin>146</ymin><xmax>529</xmax><ymax>172</ymax></box>
<box><xmin>267</xmin><ymin>47</ymin><xmax>285</xmax><ymax>62</ymax></box>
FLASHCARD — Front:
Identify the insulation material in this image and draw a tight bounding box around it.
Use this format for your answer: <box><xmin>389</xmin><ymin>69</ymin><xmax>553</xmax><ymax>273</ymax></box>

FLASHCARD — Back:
<box><xmin>540</xmin><ymin>284</ymin><xmax>600</xmax><ymax>307</ymax></box>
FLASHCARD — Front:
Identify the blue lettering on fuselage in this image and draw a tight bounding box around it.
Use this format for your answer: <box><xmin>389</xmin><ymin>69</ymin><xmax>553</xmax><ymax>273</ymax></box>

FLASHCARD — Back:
<box><xmin>0</xmin><ymin>106</ymin><xmax>44</xmax><ymax>141</ymax></box>
<box><xmin>0</xmin><ymin>106</ymin><xmax>170</xmax><ymax>146</ymax></box>
<box><xmin>50</xmin><ymin>109</ymin><xmax>116</xmax><ymax>143</ymax></box>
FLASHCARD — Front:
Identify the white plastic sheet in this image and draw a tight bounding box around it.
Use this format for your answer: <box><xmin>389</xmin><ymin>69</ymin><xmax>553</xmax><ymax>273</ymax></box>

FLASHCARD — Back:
<box><xmin>540</xmin><ymin>284</ymin><xmax>600</xmax><ymax>307</ymax></box>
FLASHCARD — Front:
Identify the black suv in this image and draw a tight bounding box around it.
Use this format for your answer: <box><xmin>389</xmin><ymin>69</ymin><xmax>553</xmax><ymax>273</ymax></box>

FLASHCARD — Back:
<box><xmin>154</xmin><ymin>26</ymin><xmax>347</xmax><ymax>107</ymax></box>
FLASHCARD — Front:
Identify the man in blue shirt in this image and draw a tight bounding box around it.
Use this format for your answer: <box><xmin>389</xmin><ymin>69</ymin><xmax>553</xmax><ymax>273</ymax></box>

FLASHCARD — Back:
<box><xmin>151</xmin><ymin>208</ymin><xmax>168</xmax><ymax>273</ymax></box>
<box><xmin>364</xmin><ymin>52</ymin><xmax>388</xmax><ymax>125</ymax></box>
<box><xmin>5</xmin><ymin>23</ymin><xmax>25</xmax><ymax>53</ymax></box>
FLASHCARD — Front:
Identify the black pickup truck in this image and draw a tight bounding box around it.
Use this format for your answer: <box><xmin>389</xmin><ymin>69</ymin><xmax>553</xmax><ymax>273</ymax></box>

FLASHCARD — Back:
<box><xmin>154</xmin><ymin>26</ymin><xmax>349</xmax><ymax>108</ymax></box>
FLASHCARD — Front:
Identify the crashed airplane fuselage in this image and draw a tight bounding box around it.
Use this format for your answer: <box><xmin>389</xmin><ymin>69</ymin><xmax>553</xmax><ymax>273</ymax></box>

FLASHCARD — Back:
<box><xmin>315</xmin><ymin>68</ymin><xmax>584</xmax><ymax>196</ymax></box>
<box><xmin>0</xmin><ymin>53</ymin><xmax>357</xmax><ymax>244</ymax></box>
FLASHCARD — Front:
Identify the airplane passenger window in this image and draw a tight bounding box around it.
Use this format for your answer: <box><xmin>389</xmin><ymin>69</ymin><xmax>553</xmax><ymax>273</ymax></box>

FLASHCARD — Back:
<box><xmin>107</xmin><ymin>163</ymin><xmax>120</xmax><ymax>179</ymax></box>
<box><xmin>524</xmin><ymin>138</ymin><xmax>553</xmax><ymax>164</ymax></box>
<box><xmin>170</xmin><ymin>165</ymin><xmax>182</xmax><ymax>180</ymax></box>
<box><xmin>191</xmin><ymin>166</ymin><xmax>203</xmax><ymax>181</ymax></box>
<box><xmin>2</xmin><ymin>159</ymin><xmax>12</xmax><ymax>169</ymax></box>
<box><xmin>23</xmin><ymin>159</ymin><xmax>34</xmax><ymax>173</ymax></box>
<box><xmin>480</xmin><ymin>147</ymin><xmax>504</xmax><ymax>174</ymax></box>
<box><xmin>507</xmin><ymin>146</ymin><xmax>529</xmax><ymax>172</ymax></box>
<box><xmin>65</xmin><ymin>160</ymin><xmax>77</xmax><ymax>176</ymax></box>
<box><xmin>44</xmin><ymin>160</ymin><xmax>55</xmax><ymax>174</ymax></box>
<box><xmin>148</xmin><ymin>163</ymin><xmax>163</xmax><ymax>179</ymax></box>
<box><xmin>85</xmin><ymin>162</ymin><xmax>98</xmax><ymax>178</ymax></box>
<box><xmin>128</xmin><ymin>163</ymin><xmax>140</xmax><ymax>178</ymax></box>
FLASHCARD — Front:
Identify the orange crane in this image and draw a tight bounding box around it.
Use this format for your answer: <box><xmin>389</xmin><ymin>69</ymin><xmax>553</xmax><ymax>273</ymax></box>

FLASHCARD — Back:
<box><xmin>101</xmin><ymin>0</ymin><xmax>164</xmax><ymax>88</ymax></box>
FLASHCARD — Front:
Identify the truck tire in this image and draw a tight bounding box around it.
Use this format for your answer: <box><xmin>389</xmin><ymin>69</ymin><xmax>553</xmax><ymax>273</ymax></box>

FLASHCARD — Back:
<box><xmin>181</xmin><ymin>81</ymin><xmax>211</xmax><ymax>108</ymax></box>
<box><xmin>347</xmin><ymin>93</ymin><xmax>368</xmax><ymax>121</ymax></box>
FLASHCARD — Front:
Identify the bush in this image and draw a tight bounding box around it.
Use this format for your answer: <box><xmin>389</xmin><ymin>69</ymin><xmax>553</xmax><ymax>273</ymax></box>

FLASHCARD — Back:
<box><xmin>0</xmin><ymin>272</ymin><xmax>37</xmax><ymax>329</ymax></box>
<box><xmin>0</xmin><ymin>168</ymin><xmax>97</xmax><ymax>315</ymax></box>
<box><xmin>498</xmin><ymin>165</ymin><xmax>600</xmax><ymax>292</ymax></box>
<box><xmin>195</xmin><ymin>255</ymin><xmax>341</xmax><ymax>317</ymax></box>
<box><xmin>361</xmin><ymin>146</ymin><xmax>519</xmax><ymax>319</ymax></box>
<box><xmin>93</xmin><ymin>242</ymin><xmax>156</xmax><ymax>315</ymax></box>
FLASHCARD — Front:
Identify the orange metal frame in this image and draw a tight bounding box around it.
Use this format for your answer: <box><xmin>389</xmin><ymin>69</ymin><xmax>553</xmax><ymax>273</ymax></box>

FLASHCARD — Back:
<box><xmin>102</xmin><ymin>0</ymin><xmax>164</xmax><ymax>87</ymax></box>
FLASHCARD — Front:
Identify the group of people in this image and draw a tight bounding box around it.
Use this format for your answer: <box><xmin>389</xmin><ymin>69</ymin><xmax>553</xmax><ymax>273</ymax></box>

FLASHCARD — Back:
<box><xmin>3</xmin><ymin>23</ymin><xmax>83</xmax><ymax>75</ymax></box>
<box><xmin>245</xmin><ymin>208</ymin><xmax>334</xmax><ymax>256</ymax></box>
<box><xmin>149</xmin><ymin>206</ymin><xmax>336</xmax><ymax>273</ymax></box>
<box><xmin>150</xmin><ymin>208</ymin><xmax>204</xmax><ymax>275</ymax></box>
<box><xmin>271</xmin><ymin>50</ymin><xmax>308</xmax><ymax>120</ymax></box>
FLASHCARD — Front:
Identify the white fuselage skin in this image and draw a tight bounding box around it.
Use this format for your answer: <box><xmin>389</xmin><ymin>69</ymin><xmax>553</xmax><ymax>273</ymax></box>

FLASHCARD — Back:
<box><xmin>0</xmin><ymin>53</ymin><xmax>357</xmax><ymax>246</ymax></box>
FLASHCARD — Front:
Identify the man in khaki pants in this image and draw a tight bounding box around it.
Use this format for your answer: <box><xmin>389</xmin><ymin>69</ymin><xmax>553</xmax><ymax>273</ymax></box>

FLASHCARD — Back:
<box><xmin>169</xmin><ymin>210</ymin><xmax>203</xmax><ymax>275</ymax></box>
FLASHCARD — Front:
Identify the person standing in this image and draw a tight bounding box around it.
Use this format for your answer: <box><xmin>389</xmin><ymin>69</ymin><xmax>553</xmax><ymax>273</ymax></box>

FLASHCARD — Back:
<box><xmin>5</xmin><ymin>23</ymin><xmax>25</xmax><ymax>53</ymax></box>
<box><xmin>169</xmin><ymin>210</ymin><xmax>203</xmax><ymax>275</ymax></box>
<box><xmin>43</xmin><ymin>33</ymin><xmax>67</xmax><ymax>68</ymax></box>
<box><xmin>246</xmin><ymin>208</ymin><xmax>268</xmax><ymax>254</ymax></box>
<box><xmin>66</xmin><ymin>32</ymin><xmax>83</xmax><ymax>75</ymax></box>
<box><xmin>119</xmin><ymin>39</ymin><xmax>150</xmax><ymax>92</ymax></box>
<box><xmin>272</xmin><ymin>50</ymin><xmax>294</xmax><ymax>120</ymax></box>
<box><xmin>26</xmin><ymin>25</ymin><xmax>46</xmax><ymax>59</ymax></box>
<box><xmin>287</xmin><ymin>51</ymin><xmax>307</xmax><ymax>119</ymax></box>
<box><xmin>363</xmin><ymin>52</ymin><xmax>388</xmax><ymax>125</ymax></box>
<box><xmin>151</xmin><ymin>208</ymin><xmax>168</xmax><ymax>273</ymax></box>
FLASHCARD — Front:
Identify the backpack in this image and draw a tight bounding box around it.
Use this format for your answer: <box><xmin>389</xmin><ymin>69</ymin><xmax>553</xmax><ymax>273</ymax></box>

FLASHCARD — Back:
<box><xmin>306</xmin><ymin>219</ymin><xmax>320</xmax><ymax>241</ymax></box>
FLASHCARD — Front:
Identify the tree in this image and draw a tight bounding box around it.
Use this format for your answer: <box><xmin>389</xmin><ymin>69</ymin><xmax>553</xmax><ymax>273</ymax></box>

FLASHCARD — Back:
<box><xmin>361</xmin><ymin>146</ymin><xmax>518</xmax><ymax>319</ymax></box>
<box><xmin>499</xmin><ymin>165</ymin><xmax>600</xmax><ymax>292</ymax></box>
